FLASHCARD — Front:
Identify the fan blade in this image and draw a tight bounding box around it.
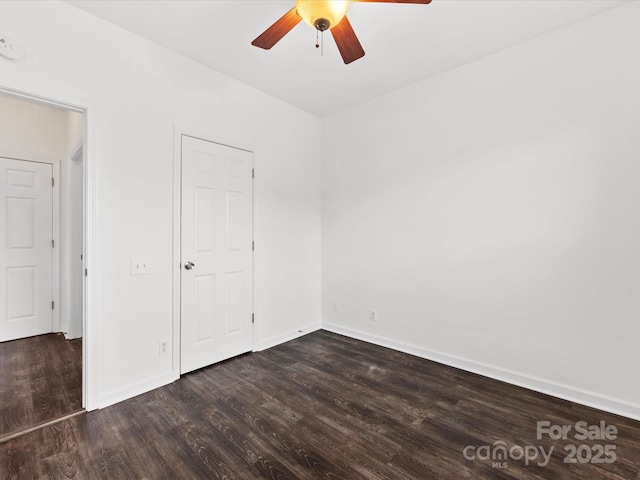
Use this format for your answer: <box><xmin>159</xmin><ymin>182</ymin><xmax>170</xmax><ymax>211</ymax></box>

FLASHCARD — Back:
<box><xmin>251</xmin><ymin>7</ymin><xmax>302</xmax><ymax>50</ymax></box>
<box><xmin>331</xmin><ymin>17</ymin><xmax>365</xmax><ymax>65</ymax></box>
<box><xmin>352</xmin><ymin>0</ymin><xmax>432</xmax><ymax>3</ymax></box>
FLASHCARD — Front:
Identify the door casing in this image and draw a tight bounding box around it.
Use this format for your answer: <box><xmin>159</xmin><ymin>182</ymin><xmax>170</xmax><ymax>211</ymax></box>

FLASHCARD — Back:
<box><xmin>172</xmin><ymin>126</ymin><xmax>257</xmax><ymax>380</ymax></box>
<box><xmin>0</xmin><ymin>83</ymin><xmax>95</xmax><ymax>410</ymax></box>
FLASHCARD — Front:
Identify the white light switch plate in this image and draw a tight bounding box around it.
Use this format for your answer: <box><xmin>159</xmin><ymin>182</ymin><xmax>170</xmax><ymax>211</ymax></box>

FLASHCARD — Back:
<box><xmin>131</xmin><ymin>257</ymin><xmax>151</xmax><ymax>275</ymax></box>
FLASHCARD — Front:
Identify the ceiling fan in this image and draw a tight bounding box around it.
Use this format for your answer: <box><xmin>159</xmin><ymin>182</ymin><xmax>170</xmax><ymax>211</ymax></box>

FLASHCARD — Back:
<box><xmin>252</xmin><ymin>0</ymin><xmax>432</xmax><ymax>65</ymax></box>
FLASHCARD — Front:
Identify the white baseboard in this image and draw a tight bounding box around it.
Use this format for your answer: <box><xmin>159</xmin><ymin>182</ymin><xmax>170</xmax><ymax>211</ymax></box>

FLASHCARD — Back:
<box><xmin>96</xmin><ymin>324</ymin><xmax>321</xmax><ymax>409</ymax></box>
<box><xmin>95</xmin><ymin>373</ymin><xmax>175</xmax><ymax>409</ymax></box>
<box><xmin>255</xmin><ymin>322</ymin><xmax>321</xmax><ymax>352</ymax></box>
<box><xmin>322</xmin><ymin>323</ymin><xmax>640</xmax><ymax>422</ymax></box>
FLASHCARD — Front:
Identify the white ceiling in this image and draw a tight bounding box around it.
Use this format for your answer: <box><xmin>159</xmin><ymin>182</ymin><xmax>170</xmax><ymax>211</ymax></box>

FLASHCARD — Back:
<box><xmin>65</xmin><ymin>0</ymin><xmax>627</xmax><ymax>117</ymax></box>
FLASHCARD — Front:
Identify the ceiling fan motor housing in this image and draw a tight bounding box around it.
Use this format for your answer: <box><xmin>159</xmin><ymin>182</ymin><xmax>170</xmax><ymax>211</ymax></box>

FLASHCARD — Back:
<box><xmin>314</xmin><ymin>18</ymin><xmax>331</xmax><ymax>31</ymax></box>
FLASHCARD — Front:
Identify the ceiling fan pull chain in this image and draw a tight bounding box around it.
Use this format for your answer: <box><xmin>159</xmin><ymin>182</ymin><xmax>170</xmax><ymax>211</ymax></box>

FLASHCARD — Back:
<box><xmin>315</xmin><ymin>29</ymin><xmax>324</xmax><ymax>57</ymax></box>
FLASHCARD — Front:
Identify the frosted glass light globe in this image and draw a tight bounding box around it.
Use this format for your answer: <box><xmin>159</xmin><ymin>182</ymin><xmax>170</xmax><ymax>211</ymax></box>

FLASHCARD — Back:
<box><xmin>296</xmin><ymin>0</ymin><xmax>350</xmax><ymax>31</ymax></box>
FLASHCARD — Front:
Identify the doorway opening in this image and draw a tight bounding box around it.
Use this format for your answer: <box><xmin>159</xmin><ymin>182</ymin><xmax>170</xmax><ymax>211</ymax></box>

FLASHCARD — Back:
<box><xmin>0</xmin><ymin>89</ymin><xmax>88</xmax><ymax>440</ymax></box>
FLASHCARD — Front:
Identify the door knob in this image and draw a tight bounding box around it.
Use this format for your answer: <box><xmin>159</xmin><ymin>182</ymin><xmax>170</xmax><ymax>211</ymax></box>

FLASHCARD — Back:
<box><xmin>185</xmin><ymin>261</ymin><xmax>195</xmax><ymax>270</ymax></box>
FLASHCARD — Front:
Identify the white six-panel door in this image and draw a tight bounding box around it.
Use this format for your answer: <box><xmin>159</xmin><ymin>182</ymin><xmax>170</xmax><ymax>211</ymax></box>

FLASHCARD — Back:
<box><xmin>0</xmin><ymin>158</ymin><xmax>53</xmax><ymax>342</ymax></box>
<box><xmin>180</xmin><ymin>136</ymin><xmax>253</xmax><ymax>374</ymax></box>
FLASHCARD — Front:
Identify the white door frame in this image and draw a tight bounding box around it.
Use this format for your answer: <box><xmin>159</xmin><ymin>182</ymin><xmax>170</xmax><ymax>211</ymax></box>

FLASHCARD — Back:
<box><xmin>65</xmin><ymin>142</ymin><xmax>84</xmax><ymax>340</ymax></box>
<box><xmin>0</xmin><ymin>84</ymin><xmax>97</xmax><ymax>411</ymax></box>
<box><xmin>172</xmin><ymin>125</ymin><xmax>257</xmax><ymax>381</ymax></box>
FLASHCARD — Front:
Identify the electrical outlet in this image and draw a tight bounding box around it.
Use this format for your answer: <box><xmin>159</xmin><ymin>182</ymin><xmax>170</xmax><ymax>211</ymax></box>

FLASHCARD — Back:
<box><xmin>369</xmin><ymin>309</ymin><xmax>377</xmax><ymax>322</ymax></box>
<box><xmin>159</xmin><ymin>341</ymin><xmax>169</xmax><ymax>355</ymax></box>
<box><xmin>334</xmin><ymin>301</ymin><xmax>341</xmax><ymax>313</ymax></box>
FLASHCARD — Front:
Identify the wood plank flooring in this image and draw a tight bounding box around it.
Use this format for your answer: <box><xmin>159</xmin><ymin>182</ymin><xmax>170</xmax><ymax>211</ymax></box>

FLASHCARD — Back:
<box><xmin>1</xmin><ymin>330</ymin><xmax>639</xmax><ymax>479</ymax></box>
<box><xmin>0</xmin><ymin>333</ymin><xmax>83</xmax><ymax>440</ymax></box>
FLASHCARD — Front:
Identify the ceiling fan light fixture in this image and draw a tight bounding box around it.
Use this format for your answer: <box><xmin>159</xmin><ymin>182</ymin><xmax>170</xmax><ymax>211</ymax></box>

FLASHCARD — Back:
<box><xmin>253</xmin><ymin>0</ymin><xmax>432</xmax><ymax>64</ymax></box>
<box><xmin>296</xmin><ymin>0</ymin><xmax>350</xmax><ymax>31</ymax></box>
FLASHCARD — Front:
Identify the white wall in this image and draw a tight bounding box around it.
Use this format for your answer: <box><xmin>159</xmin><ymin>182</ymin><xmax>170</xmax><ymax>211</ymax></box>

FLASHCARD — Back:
<box><xmin>0</xmin><ymin>94</ymin><xmax>72</xmax><ymax>160</ymax></box>
<box><xmin>1</xmin><ymin>0</ymin><xmax>321</xmax><ymax>408</ymax></box>
<box><xmin>322</xmin><ymin>3</ymin><xmax>640</xmax><ymax>419</ymax></box>
<box><xmin>61</xmin><ymin>121</ymin><xmax>84</xmax><ymax>340</ymax></box>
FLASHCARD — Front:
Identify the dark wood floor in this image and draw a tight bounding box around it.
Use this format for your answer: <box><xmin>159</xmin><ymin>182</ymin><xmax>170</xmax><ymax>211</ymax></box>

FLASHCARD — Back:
<box><xmin>1</xmin><ymin>330</ymin><xmax>639</xmax><ymax>479</ymax></box>
<box><xmin>0</xmin><ymin>333</ymin><xmax>82</xmax><ymax>440</ymax></box>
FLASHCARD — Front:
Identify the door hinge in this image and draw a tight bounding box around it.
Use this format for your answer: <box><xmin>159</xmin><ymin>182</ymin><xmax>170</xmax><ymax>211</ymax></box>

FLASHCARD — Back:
<box><xmin>51</xmin><ymin>239</ymin><xmax>55</xmax><ymax>248</ymax></box>
<box><xmin>85</xmin><ymin>268</ymin><xmax>88</xmax><ymax>277</ymax></box>
<box><xmin>252</xmin><ymin>313</ymin><xmax>255</xmax><ymax>324</ymax></box>
<box><xmin>51</xmin><ymin>178</ymin><xmax>55</xmax><ymax>187</ymax></box>
<box><xmin>252</xmin><ymin>168</ymin><xmax>255</xmax><ymax>179</ymax></box>
<box><xmin>252</xmin><ymin>241</ymin><xmax>255</xmax><ymax>251</ymax></box>
<box><xmin>51</xmin><ymin>301</ymin><xmax>55</xmax><ymax>310</ymax></box>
